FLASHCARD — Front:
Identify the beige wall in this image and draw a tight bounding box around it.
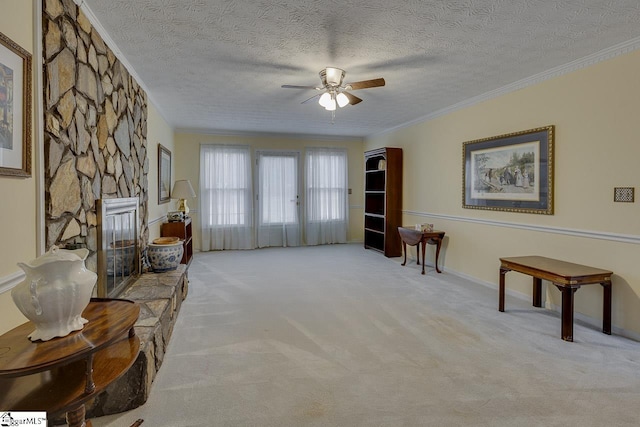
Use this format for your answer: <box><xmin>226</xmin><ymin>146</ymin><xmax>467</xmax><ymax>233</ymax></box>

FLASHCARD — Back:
<box><xmin>366</xmin><ymin>49</ymin><xmax>640</xmax><ymax>337</ymax></box>
<box><xmin>0</xmin><ymin>98</ymin><xmax>174</xmax><ymax>335</ymax></box>
<box><xmin>0</xmin><ymin>0</ymin><xmax>36</xmax><ymax>332</ymax></box>
<box><xmin>0</xmin><ymin>2</ymin><xmax>175</xmax><ymax>335</ymax></box>
<box><xmin>147</xmin><ymin>103</ymin><xmax>176</xmax><ymax>240</ymax></box>
<box><xmin>174</xmin><ymin>132</ymin><xmax>364</xmax><ymax>250</ymax></box>
<box><xmin>3</xmin><ymin>0</ymin><xmax>638</xmax><ymax>339</ymax></box>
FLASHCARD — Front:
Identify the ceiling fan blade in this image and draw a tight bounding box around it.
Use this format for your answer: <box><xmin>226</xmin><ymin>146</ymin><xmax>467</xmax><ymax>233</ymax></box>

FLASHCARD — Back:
<box><xmin>301</xmin><ymin>93</ymin><xmax>321</xmax><ymax>104</ymax></box>
<box><xmin>343</xmin><ymin>91</ymin><xmax>362</xmax><ymax>105</ymax></box>
<box><xmin>281</xmin><ymin>85</ymin><xmax>318</xmax><ymax>90</ymax></box>
<box><xmin>347</xmin><ymin>78</ymin><xmax>385</xmax><ymax>90</ymax></box>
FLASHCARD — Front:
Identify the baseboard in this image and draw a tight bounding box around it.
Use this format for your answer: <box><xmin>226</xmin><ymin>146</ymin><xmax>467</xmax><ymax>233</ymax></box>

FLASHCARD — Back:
<box><xmin>445</xmin><ymin>266</ymin><xmax>640</xmax><ymax>342</ymax></box>
<box><xmin>544</xmin><ymin>301</ymin><xmax>640</xmax><ymax>342</ymax></box>
<box><xmin>5</xmin><ymin>246</ymin><xmax>637</xmax><ymax>341</ymax></box>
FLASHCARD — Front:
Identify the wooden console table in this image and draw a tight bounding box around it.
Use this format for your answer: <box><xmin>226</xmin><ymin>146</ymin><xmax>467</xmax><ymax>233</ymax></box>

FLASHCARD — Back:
<box><xmin>0</xmin><ymin>299</ymin><xmax>140</xmax><ymax>427</ymax></box>
<box><xmin>398</xmin><ymin>227</ymin><xmax>445</xmax><ymax>274</ymax></box>
<box><xmin>499</xmin><ymin>256</ymin><xmax>612</xmax><ymax>342</ymax></box>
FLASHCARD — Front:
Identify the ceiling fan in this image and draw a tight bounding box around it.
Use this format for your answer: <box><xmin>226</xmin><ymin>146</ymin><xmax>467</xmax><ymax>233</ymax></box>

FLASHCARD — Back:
<box><xmin>282</xmin><ymin>67</ymin><xmax>385</xmax><ymax>114</ymax></box>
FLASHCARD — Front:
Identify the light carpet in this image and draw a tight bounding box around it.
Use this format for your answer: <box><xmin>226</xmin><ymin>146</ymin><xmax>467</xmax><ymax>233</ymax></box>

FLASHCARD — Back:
<box><xmin>93</xmin><ymin>243</ymin><xmax>640</xmax><ymax>427</ymax></box>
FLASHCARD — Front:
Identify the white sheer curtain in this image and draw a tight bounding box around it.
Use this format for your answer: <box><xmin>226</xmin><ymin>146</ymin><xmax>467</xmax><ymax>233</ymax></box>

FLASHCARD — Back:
<box><xmin>200</xmin><ymin>144</ymin><xmax>253</xmax><ymax>250</ymax></box>
<box><xmin>305</xmin><ymin>147</ymin><xmax>348</xmax><ymax>245</ymax></box>
<box><xmin>256</xmin><ymin>151</ymin><xmax>300</xmax><ymax>248</ymax></box>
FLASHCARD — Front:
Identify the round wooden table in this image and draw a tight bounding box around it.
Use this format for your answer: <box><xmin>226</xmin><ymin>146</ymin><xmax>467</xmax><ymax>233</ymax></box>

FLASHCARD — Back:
<box><xmin>0</xmin><ymin>299</ymin><xmax>140</xmax><ymax>427</ymax></box>
<box><xmin>398</xmin><ymin>227</ymin><xmax>446</xmax><ymax>274</ymax></box>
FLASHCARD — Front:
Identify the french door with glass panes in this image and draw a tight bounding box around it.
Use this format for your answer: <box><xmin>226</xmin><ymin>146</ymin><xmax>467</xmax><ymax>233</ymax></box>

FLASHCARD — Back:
<box><xmin>255</xmin><ymin>151</ymin><xmax>301</xmax><ymax>247</ymax></box>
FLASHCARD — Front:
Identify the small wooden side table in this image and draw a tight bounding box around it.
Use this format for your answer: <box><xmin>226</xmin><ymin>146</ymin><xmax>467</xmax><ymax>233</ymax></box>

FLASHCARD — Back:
<box><xmin>161</xmin><ymin>218</ymin><xmax>193</xmax><ymax>266</ymax></box>
<box><xmin>499</xmin><ymin>256</ymin><xmax>612</xmax><ymax>342</ymax></box>
<box><xmin>397</xmin><ymin>227</ymin><xmax>446</xmax><ymax>274</ymax></box>
<box><xmin>0</xmin><ymin>298</ymin><xmax>140</xmax><ymax>427</ymax></box>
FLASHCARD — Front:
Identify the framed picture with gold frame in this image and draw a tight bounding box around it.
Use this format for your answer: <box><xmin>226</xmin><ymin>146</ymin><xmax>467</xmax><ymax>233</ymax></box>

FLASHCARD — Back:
<box><xmin>463</xmin><ymin>125</ymin><xmax>554</xmax><ymax>214</ymax></box>
<box><xmin>158</xmin><ymin>144</ymin><xmax>171</xmax><ymax>204</ymax></box>
<box><xmin>0</xmin><ymin>31</ymin><xmax>32</xmax><ymax>177</ymax></box>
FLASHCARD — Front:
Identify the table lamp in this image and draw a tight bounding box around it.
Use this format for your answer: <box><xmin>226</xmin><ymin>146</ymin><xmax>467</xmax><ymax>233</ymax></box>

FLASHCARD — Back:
<box><xmin>171</xmin><ymin>179</ymin><xmax>196</xmax><ymax>216</ymax></box>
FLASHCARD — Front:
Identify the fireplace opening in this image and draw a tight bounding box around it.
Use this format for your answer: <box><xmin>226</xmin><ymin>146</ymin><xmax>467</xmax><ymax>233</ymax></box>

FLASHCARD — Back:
<box><xmin>97</xmin><ymin>197</ymin><xmax>140</xmax><ymax>298</ymax></box>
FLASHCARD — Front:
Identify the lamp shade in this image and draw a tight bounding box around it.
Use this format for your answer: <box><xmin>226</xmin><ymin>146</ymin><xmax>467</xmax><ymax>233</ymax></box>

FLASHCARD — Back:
<box><xmin>172</xmin><ymin>180</ymin><xmax>196</xmax><ymax>199</ymax></box>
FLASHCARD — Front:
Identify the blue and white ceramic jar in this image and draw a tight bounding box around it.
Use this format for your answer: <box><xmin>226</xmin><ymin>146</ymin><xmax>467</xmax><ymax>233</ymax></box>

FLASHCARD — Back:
<box><xmin>147</xmin><ymin>241</ymin><xmax>184</xmax><ymax>272</ymax></box>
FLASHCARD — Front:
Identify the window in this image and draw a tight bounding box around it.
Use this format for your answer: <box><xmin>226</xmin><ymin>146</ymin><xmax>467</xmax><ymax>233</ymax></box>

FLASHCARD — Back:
<box><xmin>305</xmin><ymin>147</ymin><xmax>348</xmax><ymax>245</ymax></box>
<box><xmin>200</xmin><ymin>145</ymin><xmax>253</xmax><ymax>250</ymax></box>
<box><xmin>259</xmin><ymin>154</ymin><xmax>298</xmax><ymax>225</ymax></box>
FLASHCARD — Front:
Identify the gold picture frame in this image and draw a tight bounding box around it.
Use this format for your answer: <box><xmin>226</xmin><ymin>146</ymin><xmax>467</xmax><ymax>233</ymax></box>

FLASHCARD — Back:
<box><xmin>158</xmin><ymin>144</ymin><xmax>171</xmax><ymax>204</ymax></box>
<box><xmin>462</xmin><ymin>125</ymin><xmax>554</xmax><ymax>214</ymax></box>
<box><xmin>0</xmin><ymin>31</ymin><xmax>32</xmax><ymax>177</ymax></box>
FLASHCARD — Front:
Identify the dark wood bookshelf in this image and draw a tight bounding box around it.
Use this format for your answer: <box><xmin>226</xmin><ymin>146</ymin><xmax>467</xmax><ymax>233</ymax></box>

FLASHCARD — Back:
<box><xmin>364</xmin><ymin>147</ymin><xmax>402</xmax><ymax>257</ymax></box>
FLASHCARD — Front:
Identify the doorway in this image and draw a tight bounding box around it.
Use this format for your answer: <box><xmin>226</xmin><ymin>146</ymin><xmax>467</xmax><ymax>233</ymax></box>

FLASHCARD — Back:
<box><xmin>256</xmin><ymin>151</ymin><xmax>301</xmax><ymax>247</ymax></box>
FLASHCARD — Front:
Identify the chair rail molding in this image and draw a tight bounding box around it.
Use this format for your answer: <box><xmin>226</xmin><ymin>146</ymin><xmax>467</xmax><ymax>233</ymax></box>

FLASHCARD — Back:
<box><xmin>404</xmin><ymin>210</ymin><xmax>640</xmax><ymax>245</ymax></box>
<box><xmin>149</xmin><ymin>215</ymin><xmax>166</xmax><ymax>227</ymax></box>
<box><xmin>0</xmin><ymin>271</ymin><xmax>26</xmax><ymax>294</ymax></box>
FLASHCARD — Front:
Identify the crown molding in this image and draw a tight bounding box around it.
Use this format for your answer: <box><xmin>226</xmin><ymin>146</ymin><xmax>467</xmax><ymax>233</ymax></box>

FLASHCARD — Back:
<box><xmin>73</xmin><ymin>0</ymin><xmax>174</xmax><ymax>129</ymax></box>
<box><xmin>176</xmin><ymin>127</ymin><xmax>363</xmax><ymax>143</ymax></box>
<box><xmin>71</xmin><ymin>1</ymin><xmax>640</xmax><ymax>141</ymax></box>
<box><xmin>369</xmin><ymin>36</ymin><xmax>640</xmax><ymax>139</ymax></box>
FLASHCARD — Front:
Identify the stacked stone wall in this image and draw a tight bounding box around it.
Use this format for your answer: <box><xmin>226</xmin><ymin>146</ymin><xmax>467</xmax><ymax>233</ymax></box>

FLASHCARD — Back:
<box><xmin>43</xmin><ymin>0</ymin><xmax>149</xmax><ymax>272</ymax></box>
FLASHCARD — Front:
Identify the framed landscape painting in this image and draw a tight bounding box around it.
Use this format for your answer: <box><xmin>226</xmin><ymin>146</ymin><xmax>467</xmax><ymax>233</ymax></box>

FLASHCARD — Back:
<box><xmin>0</xmin><ymin>32</ymin><xmax>32</xmax><ymax>177</ymax></box>
<box><xmin>462</xmin><ymin>125</ymin><xmax>554</xmax><ymax>214</ymax></box>
<box><xmin>158</xmin><ymin>144</ymin><xmax>171</xmax><ymax>204</ymax></box>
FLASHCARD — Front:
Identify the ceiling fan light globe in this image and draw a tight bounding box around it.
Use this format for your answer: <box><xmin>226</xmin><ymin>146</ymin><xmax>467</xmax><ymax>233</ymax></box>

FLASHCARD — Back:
<box><xmin>336</xmin><ymin>92</ymin><xmax>349</xmax><ymax>108</ymax></box>
<box><xmin>318</xmin><ymin>92</ymin><xmax>331</xmax><ymax>108</ymax></box>
<box><xmin>325</xmin><ymin>99</ymin><xmax>337</xmax><ymax>111</ymax></box>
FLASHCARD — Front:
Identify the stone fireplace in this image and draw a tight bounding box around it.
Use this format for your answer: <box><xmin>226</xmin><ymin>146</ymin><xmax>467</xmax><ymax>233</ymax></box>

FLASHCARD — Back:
<box><xmin>43</xmin><ymin>0</ymin><xmax>149</xmax><ymax>280</ymax></box>
<box><xmin>39</xmin><ymin>1</ymin><xmax>189</xmax><ymax>418</ymax></box>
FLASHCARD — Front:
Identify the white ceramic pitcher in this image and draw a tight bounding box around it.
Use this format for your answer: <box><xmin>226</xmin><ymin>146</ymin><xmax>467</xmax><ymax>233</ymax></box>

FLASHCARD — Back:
<box><xmin>12</xmin><ymin>245</ymin><xmax>97</xmax><ymax>341</ymax></box>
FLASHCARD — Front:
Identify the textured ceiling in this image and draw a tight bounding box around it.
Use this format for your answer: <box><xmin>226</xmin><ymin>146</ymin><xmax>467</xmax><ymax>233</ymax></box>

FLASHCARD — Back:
<box><xmin>80</xmin><ymin>0</ymin><xmax>640</xmax><ymax>138</ymax></box>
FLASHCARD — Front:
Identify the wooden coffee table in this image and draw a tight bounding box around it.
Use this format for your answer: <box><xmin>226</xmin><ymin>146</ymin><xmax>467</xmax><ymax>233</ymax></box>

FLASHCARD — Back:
<box><xmin>499</xmin><ymin>256</ymin><xmax>612</xmax><ymax>342</ymax></box>
<box><xmin>398</xmin><ymin>227</ymin><xmax>445</xmax><ymax>274</ymax></box>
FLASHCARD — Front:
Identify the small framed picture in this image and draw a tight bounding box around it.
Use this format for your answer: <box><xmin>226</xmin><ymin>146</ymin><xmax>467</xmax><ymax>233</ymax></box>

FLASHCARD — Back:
<box><xmin>0</xmin><ymin>31</ymin><xmax>32</xmax><ymax>177</ymax></box>
<box><xmin>158</xmin><ymin>144</ymin><xmax>171</xmax><ymax>204</ymax></box>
